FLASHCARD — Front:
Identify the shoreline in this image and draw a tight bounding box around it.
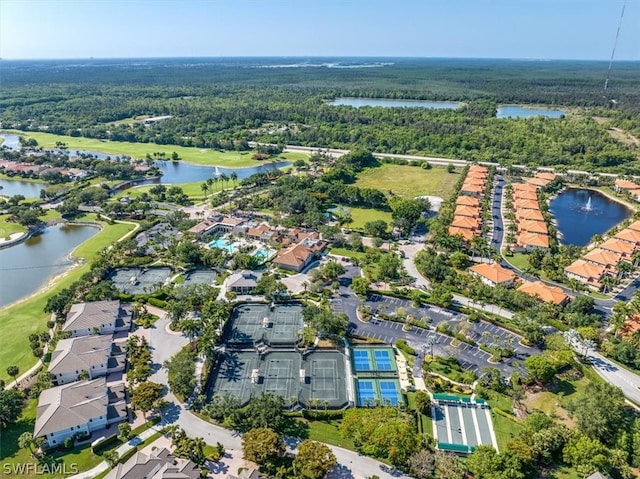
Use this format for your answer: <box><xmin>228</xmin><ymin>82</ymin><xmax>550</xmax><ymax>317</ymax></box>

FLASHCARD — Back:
<box><xmin>0</xmin><ymin>221</ymin><xmax>102</xmax><ymax>312</ymax></box>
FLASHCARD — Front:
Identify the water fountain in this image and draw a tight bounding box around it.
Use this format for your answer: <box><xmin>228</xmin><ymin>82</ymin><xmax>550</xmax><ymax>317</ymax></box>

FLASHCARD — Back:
<box><xmin>584</xmin><ymin>196</ymin><xmax>593</xmax><ymax>212</ymax></box>
<box><xmin>214</xmin><ymin>166</ymin><xmax>221</xmax><ymax>177</ymax></box>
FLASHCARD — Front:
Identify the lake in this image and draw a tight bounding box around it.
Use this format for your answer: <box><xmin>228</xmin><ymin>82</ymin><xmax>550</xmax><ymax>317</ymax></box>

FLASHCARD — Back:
<box><xmin>154</xmin><ymin>160</ymin><xmax>291</xmax><ymax>184</ymax></box>
<box><xmin>496</xmin><ymin>105</ymin><xmax>565</xmax><ymax>119</ymax></box>
<box><xmin>330</xmin><ymin>97</ymin><xmax>461</xmax><ymax>109</ymax></box>
<box><xmin>0</xmin><ymin>223</ymin><xmax>99</xmax><ymax>308</ymax></box>
<box><xmin>0</xmin><ymin>177</ymin><xmax>48</xmax><ymax>197</ymax></box>
<box><xmin>0</xmin><ymin>133</ymin><xmax>291</xmax><ymax>185</ymax></box>
<box><xmin>549</xmin><ymin>188</ymin><xmax>631</xmax><ymax>246</ymax></box>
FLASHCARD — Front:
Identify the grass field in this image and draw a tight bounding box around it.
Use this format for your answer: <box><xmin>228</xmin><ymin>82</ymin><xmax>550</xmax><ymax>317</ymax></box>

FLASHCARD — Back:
<box><xmin>8</xmin><ymin>130</ymin><xmax>307</xmax><ymax>167</ymax></box>
<box><xmin>506</xmin><ymin>252</ymin><xmax>529</xmax><ymax>271</ymax></box>
<box><xmin>0</xmin><ymin>217</ymin><xmax>136</xmax><ymax>382</ymax></box>
<box><xmin>346</xmin><ymin>206</ymin><xmax>393</xmax><ymax>230</ymax></box>
<box><xmin>355</xmin><ymin>163</ymin><xmax>460</xmax><ymax>199</ymax></box>
<box><xmin>304</xmin><ymin>420</ymin><xmax>355</xmax><ymax>450</ymax></box>
<box><xmin>114</xmin><ymin>179</ymin><xmax>240</xmax><ymax>201</ymax></box>
<box><xmin>0</xmin><ymin>214</ymin><xmax>26</xmax><ymax>240</ymax></box>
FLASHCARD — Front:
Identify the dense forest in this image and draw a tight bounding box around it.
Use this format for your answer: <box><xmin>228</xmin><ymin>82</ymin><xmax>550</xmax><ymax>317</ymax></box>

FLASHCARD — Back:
<box><xmin>1</xmin><ymin>58</ymin><xmax>639</xmax><ymax>172</ymax></box>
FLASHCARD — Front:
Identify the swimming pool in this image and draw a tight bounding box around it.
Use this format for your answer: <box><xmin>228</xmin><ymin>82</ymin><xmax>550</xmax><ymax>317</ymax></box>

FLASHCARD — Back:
<box><xmin>253</xmin><ymin>247</ymin><xmax>275</xmax><ymax>263</ymax></box>
<box><xmin>209</xmin><ymin>238</ymin><xmax>241</xmax><ymax>254</ymax></box>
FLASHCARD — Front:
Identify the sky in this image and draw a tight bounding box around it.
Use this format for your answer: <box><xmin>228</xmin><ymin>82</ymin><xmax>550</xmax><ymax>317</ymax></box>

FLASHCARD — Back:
<box><xmin>0</xmin><ymin>0</ymin><xmax>638</xmax><ymax>60</ymax></box>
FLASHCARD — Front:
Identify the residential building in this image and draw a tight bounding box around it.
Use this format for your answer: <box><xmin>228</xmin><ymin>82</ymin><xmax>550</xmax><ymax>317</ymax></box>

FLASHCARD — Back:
<box><xmin>512</xmin><ymin>190</ymin><xmax>538</xmax><ymax>201</ymax></box>
<box><xmin>448</xmin><ymin>226</ymin><xmax>477</xmax><ymax>241</ymax></box>
<box><xmin>49</xmin><ymin>335</ymin><xmax>125</xmax><ymax>385</ymax></box>
<box><xmin>456</xmin><ymin>196</ymin><xmax>481</xmax><ymax>207</ymax></box>
<box><xmin>518</xmin><ymin>220</ymin><xmax>548</xmax><ymax>235</ymax></box>
<box><xmin>34</xmin><ymin>378</ymin><xmax>127</xmax><ymax>448</ymax></box>
<box><xmin>517</xmin><ymin>281</ymin><xmax>569</xmax><ymax>305</ymax></box>
<box><xmin>626</xmin><ymin>220</ymin><xmax>640</xmax><ymax>232</ymax></box>
<box><xmin>600</xmin><ymin>237</ymin><xmax>636</xmax><ymax>258</ymax></box>
<box><xmin>460</xmin><ymin>183</ymin><xmax>484</xmax><ymax>198</ymax></box>
<box><xmin>227</xmin><ymin>270</ymin><xmax>263</xmax><ymax>294</ymax></box>
<box><xmin>583</xmin><ymin>248</ymin><xmax>622</xmax><ymax>271</ymax></box>
<box><xmin>454</xmin><ymin>205</ymin><xmax>481</xmax><ymax>218</ymax></box>
<box><xmin>226</xmin><ymin>469</ymin><xmax>266</xmax><ymax>479</ymax></box>
<box><xmin>451</xmin><ymin>216</ymin><xmax>481</xmax><ymax>231</ymax></box>
<box><xmin>515</xmin><ymin>232</ymin><xmax>550</xmax><ymax>251</ymax></box>
<box><xmin>62</xmin><ymin>300</ymin><xmax>132</xmax><ymax>338</ymax></box>
<box><xmin>614</xmin><ymin>228</ymin><xmax>640</xmax><ymax>248</ymax></box>
<box><xmin>564</xmin><ymin>259</ymin><xmax>607</xmax><ymax>290</ymax></box>
<box><xmin>469</xmin><ymin>263</ymin><xmax>517</xmax><ymax>287</ymax></box>
<box><xmin>104</xmin><ymin>447</ymin><xmax>201</xmax><ymax>479</ymax></box>
<box><xmin>515</xmin><ymin>208</ymin><xmax>545</xmax><ymax>222</ymax></box>
<box><xmin>513</xmin><ymin>199</ymin><xmax>540</xmax><ymax>211</ymax></box>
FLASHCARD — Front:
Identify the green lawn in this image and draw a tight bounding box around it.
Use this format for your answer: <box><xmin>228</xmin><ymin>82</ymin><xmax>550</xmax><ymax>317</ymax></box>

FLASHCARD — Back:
<box><xmin>114</xmin><ymin>179</ymin><xmax>240</xmax><ymax>201</ymax></box>
<box><xmin>333</xmin><ymin>206</ymin><xmax>392</xmax><ymax>230</ymax></box>
<box><xmin>329</xmin><ymin>247</ymin><xmax>367</xmax><ymax>262</ymax></box>
<box><xmin>490</xmin><ymin>411</ymin><xmax>524</xmax><ymax>452</ymax></box>
<box><xmin>355</xmin><ymin>163</ymin><xmax>460</xmax><ymax>199</ymax></box>
<box><xmin>304</xmin><ymin>420</ymin><xmax>355</xmax><ymax>450</ymax></box>
<box><xmin>0</xmin><ymin>214</ymin><xmax>26</xmax><ymax>240</ymax></box>
<box><xmin>506</xmin><ymin>252</ymin><xmax>529</xmax><ymax>271</ymax></box>
<box><xmin>8</xmin><ymin>130</ymin><xmax>307</xmax><ymax>167</ymax></box>
<box><xmin>0</xmin><ymin>218</ymin><xmax>136</xmax><ymax>382</ymax></box>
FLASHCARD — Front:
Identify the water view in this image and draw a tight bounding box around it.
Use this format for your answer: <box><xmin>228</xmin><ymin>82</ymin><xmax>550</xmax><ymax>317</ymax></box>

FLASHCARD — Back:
<box><xmin>0</xmin><ymin>178</ymin><xmax>48</xmax><ymax>197</ymax></box>
<box><xmin>496</xmin><ymin>105</ymin><xmax>565</xmax><ymax>119</ymax></box>
<box><xmin>0</xmin><ymin>223</ymin><xmax>99</xmax><ymax>308</ymax></box>
<box><xmin>549</xmin><ymin>188</ymin><xmax>631</xmax><ymax>246</ymax></box>
<box><xmin>154</xmin><ymin>160</ymin><xmax>291</xmax><ymax>184</ymax></box>
<box><xmin>1</xmin><ymin>133</ymin><xmax>291</xmax><ymax>186</ymax></box>
<box><xmin>330</xmin><ymin>97</ymin><xmax>461</xmax><ymax>109</ymax></box>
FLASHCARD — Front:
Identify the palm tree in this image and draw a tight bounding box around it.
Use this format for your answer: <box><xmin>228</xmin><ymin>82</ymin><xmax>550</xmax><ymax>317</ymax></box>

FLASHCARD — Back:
<box><xmin>601</xmin><ymin>275</ymin><xmax>617</xmax><ymax>294</ymax></box>
<box><xmin>206</xmin><ymin>177</ymin><xmax>214</xmax><ymax>194</ymax></box>
<box><xmin>200</xmin><ymin>182</ymin><xmax>209</xmax><ymax>198</ymax></box>
<box><xmin>18</xmin><ymin>432</ymin><xmax>43</xmax><ymax>458</ymax></box>
<box><xmin>219</xmin><ymin>173</ymin><xmax>229</xmax><ymax>191</ymax></box>
<box><xmin>230</xmin><ymin>171</ymin><xmax>238</xmax><ymax>189</ymax></box>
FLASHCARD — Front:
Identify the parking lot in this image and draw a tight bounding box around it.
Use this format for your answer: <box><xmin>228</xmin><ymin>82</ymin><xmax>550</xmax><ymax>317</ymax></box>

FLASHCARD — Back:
<box><xmin>359</xmin><ymin>294</ymin><xmax>535</xmax><ymax>376</ymax></box>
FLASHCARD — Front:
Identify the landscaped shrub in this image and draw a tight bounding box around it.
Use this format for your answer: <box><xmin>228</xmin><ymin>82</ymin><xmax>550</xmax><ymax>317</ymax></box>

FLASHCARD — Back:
<box><xmin>395</xmin><ymin>339</ymin><xmax>416</xmax><ymax>356</ymax></box>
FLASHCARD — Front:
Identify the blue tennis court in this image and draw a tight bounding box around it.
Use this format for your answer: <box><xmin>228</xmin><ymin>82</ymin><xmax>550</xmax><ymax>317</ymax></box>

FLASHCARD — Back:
<box><xmin>356</xmin><ymin>380</ymin><xmax>376</xmax><ymax>406</ymax></box>
<box><xmin>374</xmin><ymin>350</ymin><xmax>393</xmax><ymax>371</ymax></box>
<box><xmin>353</xmin><ymin>350</ymin><xmax>372</xmax><ymax>371</ymax></box>
<box><xmin>379</xmin><ymin>380</ymin><xmax>399</xmax><ymax>405</ymax></box>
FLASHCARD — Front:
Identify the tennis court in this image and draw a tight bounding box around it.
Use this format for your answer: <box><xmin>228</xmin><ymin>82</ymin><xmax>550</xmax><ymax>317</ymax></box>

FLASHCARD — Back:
<box><xmin>109</xmin><ymin>267</ymin><xmax>172</xmax><ymax>295</ymax></box>
<box><xmin>210</xmin><ymin>350</ymin><xmax>348</xmax><ymax>408</ymax></box>
<box><xmin>351</xmin><ymin>347</ymin><xmax>397</xmax><ymax>373</ymax></box>
<box><xmin>262</xmin><ymin>353</ymin><xmax>300</xmax><ymax>400</ymax></box>
<box><xmin>355</xmin><ymin>378</ymin><xmax>402</xmax><ymax>406</ymax></box>
<box><xmin>182</xmin><ymin>269</ymin><xmax>217</xmax><ymax>286</ymax></box>
<box><xmin>300</xmin><ymin>352</ymin><xmax>348</xmax><ymax>408</ymax></box>
<box><xmin>432</xmin><ymin>394</ymin><xmax>499</xmax><ymax>454</ymax></box>
<box><xmin>226</xmin><ymin>303</ymin><xmax>303</xmax><ymax>345</ymax></box>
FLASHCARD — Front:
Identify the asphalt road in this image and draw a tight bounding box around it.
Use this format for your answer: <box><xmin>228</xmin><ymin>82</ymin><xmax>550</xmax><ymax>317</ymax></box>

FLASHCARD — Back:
<box><xmin>586</xmin><ymin>351</ymin><xmax>640</xmax><ymax>405</ymax></box>
<box><xmin>490</xmin><ymin>175</ymin><xmax>506</xmax><ymax>252</ymax></box>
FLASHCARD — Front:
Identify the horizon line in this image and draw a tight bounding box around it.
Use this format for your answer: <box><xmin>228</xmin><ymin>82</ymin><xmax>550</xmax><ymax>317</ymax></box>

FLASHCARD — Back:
<box><xmin>1</xmin><ymin>55</ymin><xmax>639</xmax><ymax>63</ymax></box>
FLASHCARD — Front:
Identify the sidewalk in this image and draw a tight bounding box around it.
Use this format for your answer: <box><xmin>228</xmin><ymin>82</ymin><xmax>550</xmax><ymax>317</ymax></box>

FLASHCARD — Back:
<box><xmin>69</xmin><ymin>426</ymin><xmax>161</xmax><ymax>479</ymax></box>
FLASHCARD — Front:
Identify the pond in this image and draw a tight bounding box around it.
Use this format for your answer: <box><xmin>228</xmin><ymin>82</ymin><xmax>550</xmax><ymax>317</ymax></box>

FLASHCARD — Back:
<box><xmin>0</xmin><ymin>133</ymin><xmax>291</xmax><ymax>185</ymax></box>
<box><xmin>153</xmin><ymin>160</ymin><xmax>291</xmax><ymax>184</ymax></box>
<box><xmin>330</xmin><ymin>97</ymin><xmax>461</xmax><ymax>109</ymax></box>
<box><xmin>0</xmin><ymin>223</ymin><xmax>99</xmax><ymax>308</ymax></box>
<box><xmin>496</xmin><ymin>105</ymin><xmax>565</xmax><ymax>119</ymax></box>
<box><xmin>549</xmin><ymin>188</ymin><xmax>631</xmax><ymax>246</ymax></box>
<box><xmin>0</xmin><ymin>177</ymin><xmax>48</xmax><ymax>198</ymax></box>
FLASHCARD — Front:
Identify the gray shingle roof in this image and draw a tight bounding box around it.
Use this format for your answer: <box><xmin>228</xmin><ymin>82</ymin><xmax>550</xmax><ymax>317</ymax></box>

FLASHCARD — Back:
<box><xmin>103</xmin><ymin>447</ymin><xmax>201</xmax><ymax>479</ymax></box>
<box><xmin>48</xmin><ymin>335</ymin><xmax>114</xmax><ymax>377</ymax></box>
<box><xmin>34</xmin><ymin>378</ymin><xmax>108</xmax><ymax>438</ymax></box>
<box><xmin>63</xmin><ymin>300</ymin><xmax>123</xmax><ymax>333</ymax></box>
